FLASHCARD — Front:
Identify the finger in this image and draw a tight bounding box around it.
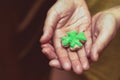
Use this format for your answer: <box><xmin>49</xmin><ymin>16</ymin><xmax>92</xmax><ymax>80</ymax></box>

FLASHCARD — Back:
<box><xmin>91</xmin><ymin>14</ymin><xmax>116</xmax><ymax>61</ymax></box>
<box><xmin>91</xmin><ymin>12</ymin><xmax>102</xmax><ymax>31</ymax></box>
<box><xmin>41</xmin><ymin>43</ymin><xmax>61</xmax><ymax>68</ymax></box>
<box><xmin>84</xmin><ymin>29</ymin><xmax>92</xmax><ymax>56</ymax></box>
<box><xmin>78</xmin><ymin>47</ymin><xmax>89</xmax><ymax>70</ymax></box>
<box><xmin>41</xmin><ymin>43</ymin><xmax>54</xmax><ymax>51</ymax></box>
<box><xmin>77</xmin><ymin>16</ymin><xmax>92</xmax><ymax>56</ymax></box>
<box><xmin>41</xmin><ymin>43</ymin><xmax>57</xmax><ymax>59</ymax></box>
<box><xmin>92</xmin><ymin>14</ymin><xmax>98</xmax><ymax>42</ymax></box>
<box><xmin>54</xmin><ymin>34</ymin><xmax>71</xmax><ymax>71</ymax></box>
<box><xmin>40</xmin><ymin>7</ymin><xmax>60</xmax><ymax>44</ymax></box>
<box><xmin>68</xmin><ymin>49</ymin><xmax>83</xmax><ymax>74</ymax></box>
<box><xmin>91</xmin><ymin>13</ymin><xmax>103</xmax><ymax>61</ymax></box>
<box><xmin>49</xmin><ymin>59</ymin><xmax>61</xmax><ymax>69</ymax></box>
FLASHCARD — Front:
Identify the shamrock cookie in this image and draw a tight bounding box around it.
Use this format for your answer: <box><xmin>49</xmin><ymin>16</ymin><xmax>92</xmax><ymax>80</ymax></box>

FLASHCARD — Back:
<box><xmin>61</xmin><ymin>31</ymin><xmax>87</xmax><ymax>51</ymax></box>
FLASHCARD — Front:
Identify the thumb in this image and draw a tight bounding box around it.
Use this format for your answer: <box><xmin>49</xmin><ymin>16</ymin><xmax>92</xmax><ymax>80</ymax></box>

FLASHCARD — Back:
<box><xmin>91</xmin><ymin>30</ymin><xmax>115</xmax><ymax>61</ymax></box>
<box><xmin>40</xmin><ymin>6</ymin><xmax>60</xmax><ymax>44</ymax></box>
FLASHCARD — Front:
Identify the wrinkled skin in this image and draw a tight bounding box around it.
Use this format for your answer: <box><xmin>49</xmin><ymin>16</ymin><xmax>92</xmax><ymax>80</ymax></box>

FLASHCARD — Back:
<box><xmin>40</xmin><ymin>0</ymin><xmax>92</xmax><ymax>74</ymax></box>
<box><xmin>90</xmin><ymin>9</ymin><xmax>120</xmax><ymax>61</ymax></box>
<box><xmin>47</xmin><ymin>7</ymin><xmax>120</xmax><ymax>80</ymax></box>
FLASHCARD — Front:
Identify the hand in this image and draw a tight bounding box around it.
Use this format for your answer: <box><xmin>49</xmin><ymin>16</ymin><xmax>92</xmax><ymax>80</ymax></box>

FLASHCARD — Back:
<box><xmin>90</xmin><ymin>11</ymin><xmax>119</xmax><ymax>61</ymax></box>
<box><xmin>40</xmin><ymin>0</ymin><xmax>92</xmax><ymax>74</ymax></box>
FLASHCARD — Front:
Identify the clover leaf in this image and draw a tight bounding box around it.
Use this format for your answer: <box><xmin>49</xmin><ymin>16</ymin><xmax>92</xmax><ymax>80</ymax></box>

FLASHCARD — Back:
<box><xmin>61</xmin><ymin>31</ymin><xmax>87</xmax><ymax>51</ymax></box>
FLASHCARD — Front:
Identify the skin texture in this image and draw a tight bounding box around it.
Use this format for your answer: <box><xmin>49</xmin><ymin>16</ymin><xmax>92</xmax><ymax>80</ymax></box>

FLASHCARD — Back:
<box><xmin>90</xmin><ymin>6</ymin><xmax>120</xmax><ymax>61</ymax></box>
<box><xmin>48</xmin><ymin>6</ymin><xmax>120</xmax><ymax>71</ymax></box>
<box><xmin>40</xmin><ymin>0</ymin><xmax>92</xmax><ymax>74</ymax></box>
<box><xmin>41</xmin><ymin>5</ymin><xmax>120</xmax><ymax>75</ymax></box>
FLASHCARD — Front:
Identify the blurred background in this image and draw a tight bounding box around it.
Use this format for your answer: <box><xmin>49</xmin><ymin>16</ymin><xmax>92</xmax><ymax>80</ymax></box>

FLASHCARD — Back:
<box><xmin>0</xmin><ymin>0</ymin><xmax>55</xmax><ymax>80</ymax></box>
<box><xmin>0</xmin><ymin>0</ymin><xmax>120</xmax><ymax>80</ymax></box>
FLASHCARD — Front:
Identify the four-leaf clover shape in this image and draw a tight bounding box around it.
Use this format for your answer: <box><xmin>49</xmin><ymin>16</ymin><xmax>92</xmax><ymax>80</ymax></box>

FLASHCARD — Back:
<box><xmin>61</xmin><ymin>31</ymin><xmax>87</xmax><ymax>51</ymax></box>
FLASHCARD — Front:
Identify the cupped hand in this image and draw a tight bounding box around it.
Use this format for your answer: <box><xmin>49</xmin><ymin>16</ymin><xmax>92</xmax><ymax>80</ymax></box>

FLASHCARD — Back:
<box><xmin>90</xmin><ymin>11</ymin><xmax>119</xmax><ymax>61</ymax></box>
<box><xmin>40</xmin><ymin>0</ymin><xmax>92</xmax><ymax>74</ymax></box>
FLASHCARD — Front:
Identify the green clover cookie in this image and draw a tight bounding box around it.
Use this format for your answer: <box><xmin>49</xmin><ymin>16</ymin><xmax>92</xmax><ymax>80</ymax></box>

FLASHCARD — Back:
<box><xmin>61</xmin><ymin>31</ymin><xmax>87</xmax><ymax>51</ymax></box>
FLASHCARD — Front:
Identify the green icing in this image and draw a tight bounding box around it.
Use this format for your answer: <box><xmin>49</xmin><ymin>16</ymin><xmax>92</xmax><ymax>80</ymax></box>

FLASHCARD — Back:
<box><xmin>61</xmin><ymin>36</ymin><xmax>70</xmax><ymax>46</ymax></box>
<box><xmin>61</xmin><ymin>31</ymin><xmax>87</xmax><ymax>48</ymax></box>
<box><xmin>77</xmin><ymin>32</ymin><xmax>87</xmax><ymax>41</ymax></box>
<box><xmin>70</xmin><ymin>40</ymin><xmax>82</xmax><ymax>48</ymax></box>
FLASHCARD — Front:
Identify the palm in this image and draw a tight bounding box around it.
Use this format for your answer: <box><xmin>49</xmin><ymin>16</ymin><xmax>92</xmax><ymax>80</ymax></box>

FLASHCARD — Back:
<box><xmin>91</xmin><ymin>12</ymin><xmax>117</xmax><ymax>61</ymax></box>
<box><xmin>41</xmin><ymin>0</ymin><xmax>92</xmax><ymax>74</ymax></box>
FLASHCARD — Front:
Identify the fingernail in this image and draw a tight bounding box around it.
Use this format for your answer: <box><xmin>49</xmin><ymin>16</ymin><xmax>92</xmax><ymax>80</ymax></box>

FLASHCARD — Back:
<box><xmin>63</xmin><ymin>63</ymin><xmax>71</xmax><ymax>71</ymax></box>
<box><xmin>74</xmin><ymin>65</ymin><xmax>82</xmax><ymax>74</ymax></box>
<box><xmin>49</xmin><ymin>60</ymin><xmax>61</xmax><ymax>68</ymax></box>
<box><xmin>93</xmin><ymin>53</ymin><xmax>98</xmax><ymax>61</ymax></box>
<box><xmin>42</xmin><ymin>49</ymin><xmax>46</xmax><ymax>53</ymax></box>
<box><xmin>83</xmin><ymin>63</ymin><xmax>89</xmax><ymax>70</ymax></box>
